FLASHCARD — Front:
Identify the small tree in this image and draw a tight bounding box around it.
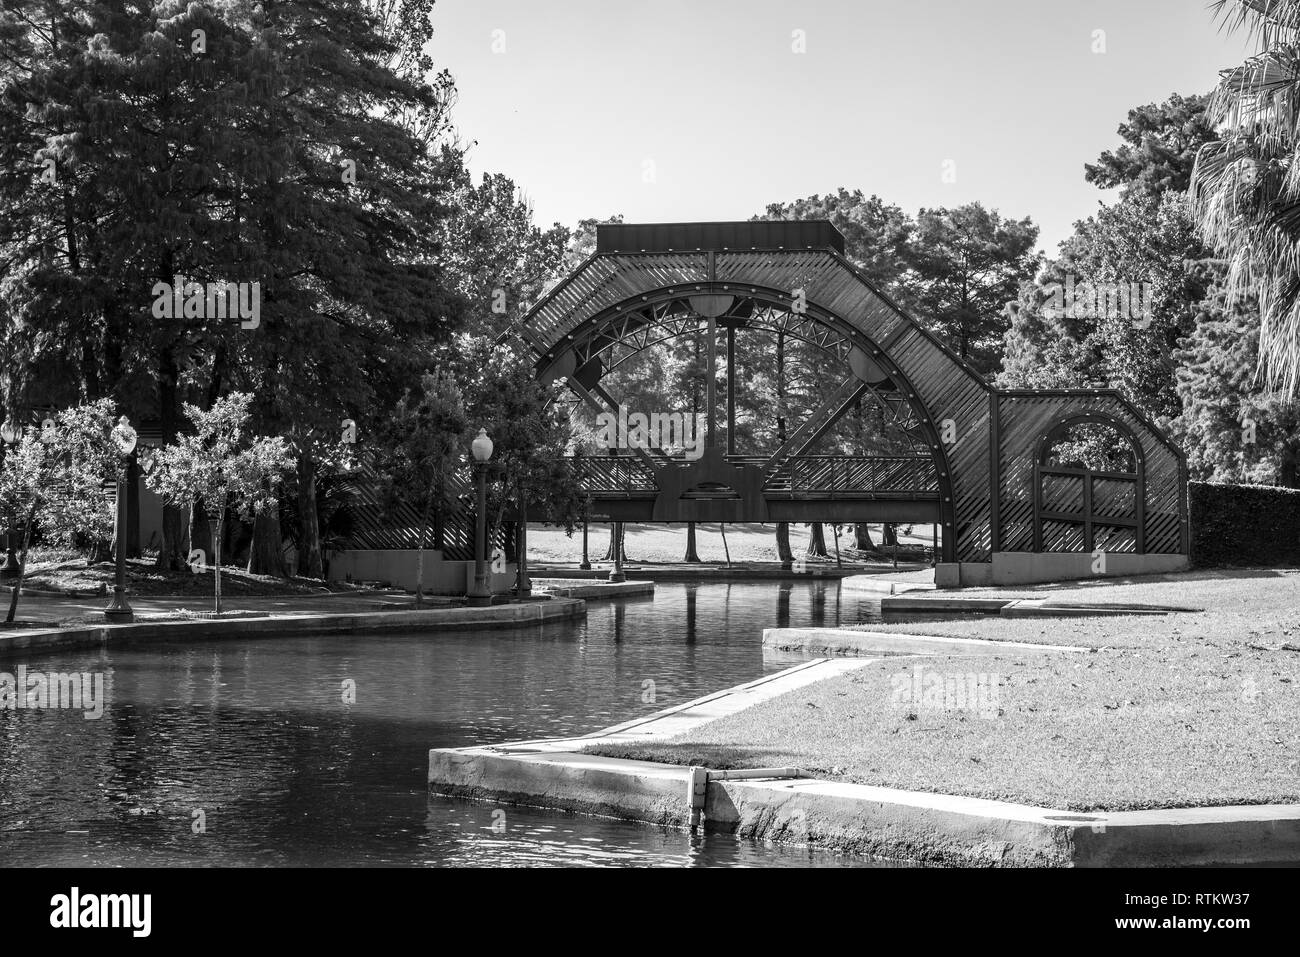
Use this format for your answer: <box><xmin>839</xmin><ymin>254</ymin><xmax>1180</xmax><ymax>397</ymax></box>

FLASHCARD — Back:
<box><xmin>146</xmin><ymin>394</ymin><xmax>295</xmax><ymax>614</ymax></box>
<box><xmin>0</xmin><ymin>429</ymin><xmax>54</xmax><ymax>623</ymax></box>
<box><xmin>43</xmin><ymin>400</ymin><xmax>121</xmax><ymax>563</ymax></box>
<box><xmin>375</xmin><ymin>369</ymin><xmax>468</xmax><ymax>605</ymax></box>
<box><xmin>455</xmin><ymin>336</ymin><xmax>582</xmax><ymax>573</ymax></box>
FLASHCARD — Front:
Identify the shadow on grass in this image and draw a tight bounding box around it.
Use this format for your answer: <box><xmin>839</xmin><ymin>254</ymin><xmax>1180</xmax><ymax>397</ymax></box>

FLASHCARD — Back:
<box><xmin>1018</xmin><ymin>568</ymin><xmax>1290</xmax><ymax>592</ymax></box>
<box><xmin>585</xmin><ymin>741</ymin><xmax>812</xmax><ymax>772</ymax></box>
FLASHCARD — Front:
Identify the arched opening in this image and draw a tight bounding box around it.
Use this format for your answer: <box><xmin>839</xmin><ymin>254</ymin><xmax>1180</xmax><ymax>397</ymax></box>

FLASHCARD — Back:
<box><xmin>1033</xmin><ymin>414</ymin><xmax>1145</xmax><ymax>554</ymax></box>
<box><xmin>537</xmin><ymin>285</ymin><xmax>956</xmax><ymax>555</ymax></box>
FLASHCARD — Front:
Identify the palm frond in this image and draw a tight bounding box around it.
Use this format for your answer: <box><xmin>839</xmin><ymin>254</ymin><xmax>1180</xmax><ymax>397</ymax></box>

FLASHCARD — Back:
<box><xmin>1193</xmin><ymin>2</ymin><xmax>1300</xmax><ymax>393</ymax></box>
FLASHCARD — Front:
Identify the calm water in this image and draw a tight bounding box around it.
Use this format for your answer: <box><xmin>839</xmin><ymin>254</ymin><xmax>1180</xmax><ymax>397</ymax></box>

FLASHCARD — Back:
<box><xmin>0</xmin><ymin>582</ymin><xmax>897</xmax><ymax>867</ymax></box>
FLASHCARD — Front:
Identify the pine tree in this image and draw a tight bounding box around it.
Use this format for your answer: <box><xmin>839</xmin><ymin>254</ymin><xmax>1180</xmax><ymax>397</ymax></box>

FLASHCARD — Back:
<box><xmin>1174</xmin><ymin>284</ymin><xmax>1300</xmax><ymax>487</ymax></box>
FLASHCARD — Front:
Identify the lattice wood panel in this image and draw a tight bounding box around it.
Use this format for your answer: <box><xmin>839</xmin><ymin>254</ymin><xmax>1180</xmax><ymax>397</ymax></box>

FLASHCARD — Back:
<box><xmin>997</xmin><ymin>392</ymin><xmax>1185</xmax><ymax>555</ymax></box>
<box><xmin>336</xmin><ymin>463</ymin><xmax>501</xmax><ymax>560</ymax></box>
<box><xmin>514</xmin><ymin>235</ymin><xmax>1188</xmax><ymax>563</ymax></box>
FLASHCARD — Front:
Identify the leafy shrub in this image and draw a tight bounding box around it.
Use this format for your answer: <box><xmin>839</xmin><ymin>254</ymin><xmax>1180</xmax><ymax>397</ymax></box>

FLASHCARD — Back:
<box><xmin>1190</xmin><ymin>481</ymin><xmax>1300</xmax><ymax>567</ymax></box>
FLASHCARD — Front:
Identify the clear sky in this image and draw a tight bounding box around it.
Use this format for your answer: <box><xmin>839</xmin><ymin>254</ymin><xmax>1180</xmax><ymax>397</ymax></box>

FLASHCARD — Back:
<box><xmin>428</xmin><ymin>0</ymin><xmax>1251</xmax><ymax>254</ymax></box>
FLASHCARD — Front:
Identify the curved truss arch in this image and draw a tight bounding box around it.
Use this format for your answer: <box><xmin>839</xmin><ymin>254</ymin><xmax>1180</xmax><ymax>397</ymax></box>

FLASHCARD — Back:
<box><xmin>561</xmin><ymin>295</ymin><xmax>932</xmax><ymax>456</ymax></box>
<box><xmin>534</xmin><ymin>281</ymin><xmax>957</xmax><ymax>544</ymax></box>
<box><xmin>505</xmin><ymin>222</ymin><xmax>1188</xmax><ymax>566</ymax></box>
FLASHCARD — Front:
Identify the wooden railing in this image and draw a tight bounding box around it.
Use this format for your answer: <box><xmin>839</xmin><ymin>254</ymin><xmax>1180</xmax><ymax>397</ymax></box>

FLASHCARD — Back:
<box><xmin>571</xmin><ymin>454</ymin><xmax>937</xmax><ymax>496</ymax></box>
<box><xmin>765</xmin><ymin>455</ymin><xmax>938</xmax><ymax>494</ymax></box>
<box><xmin>337</xmin><ymin>453</ymin><xmax>940</xmax><ymax>555</ymax></box>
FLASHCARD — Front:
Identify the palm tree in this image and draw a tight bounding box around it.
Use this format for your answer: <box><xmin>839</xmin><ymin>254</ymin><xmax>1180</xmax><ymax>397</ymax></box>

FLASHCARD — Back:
<box><xmin>1191</xmin><ymin>0</ymin><xmax>1300</xmax><ymax>394</ymax></box>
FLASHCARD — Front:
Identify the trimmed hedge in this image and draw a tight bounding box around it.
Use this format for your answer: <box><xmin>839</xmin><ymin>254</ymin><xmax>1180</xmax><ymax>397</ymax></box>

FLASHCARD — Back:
<box><xmin>1190</xmin><ymin>481</ymin><xmax>1300</xmax><ymax>567</ymax></box>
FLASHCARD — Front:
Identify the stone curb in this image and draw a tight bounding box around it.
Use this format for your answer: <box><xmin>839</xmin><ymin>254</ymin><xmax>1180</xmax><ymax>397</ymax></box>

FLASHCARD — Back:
<box><xmin>0</xmin><ymin>598</ymin><xmax>585</xmax><ymax>658</ymax></box>
<box><xmin>531</xmin><ymin>579</ymin><xmax>654</xmax><ymax>600</ymax></box>
<box><xmin>761</xmin><ymin>627</ymin><xmax>1094</xmax><ymax>657</ymax></box>
<box><xmin>839</xmin><ymin>575</ymin><xmax>936</xmax><ymax>595</ymax></box>
<box><xmin>877</xmin><ymin>595</ymin><xmax>1201</xmax><ymax>618</ymax></box>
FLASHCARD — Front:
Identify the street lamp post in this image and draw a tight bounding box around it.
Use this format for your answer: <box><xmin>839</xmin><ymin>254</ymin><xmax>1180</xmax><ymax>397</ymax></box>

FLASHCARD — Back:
<box><xmin>104</xmin><ymin>416</ymin><xmax>137</xmax><ymax>623</ymax></box>
<box><xmin>467</xmin><ymin>428</ymin><xmax>493</xmax><ymax>607</ymax></box>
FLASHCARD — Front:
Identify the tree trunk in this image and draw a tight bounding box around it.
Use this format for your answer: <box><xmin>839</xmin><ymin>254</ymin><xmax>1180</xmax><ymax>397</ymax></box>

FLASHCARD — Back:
<box><xmin>190</xmin><ymin>500</ymin><xmax>210</xmax><ymax>562</ymax></box>
<box><xmin>433</xmin><ymin>507</ymin><xmax>445</xmax><ymax>552</ymax></box>
<box><xmin>515</xmin><ymin>481</ymin><xmax>530</xmax><ymax>596</ymax></box>
<box><xmin>415</xmin><ymin>503</ymin><xmax>428</xmax><ymax>607</ymax></box>
<box><xmin>1280</xmin><ymin>441</ymin><xmax>1300</xmax><ymax>489</ymax></box>
<box><xmin>212</xmin><ymin>512</ymin><xmax>224</xmax><ymax>616</ymax></box>
<box><xmin>683</xmin><ymin>521</ymin><xmax>701</xmax><ymax>562</ymax></box>
<box><xmin>247</xmin><ymin>500</ymin><xmax>285</xmax><ymax>576</ymax></box>
<box><xmin>854</xmin><ymin>523</ymin><xmax>874</xmax><ymax>550</ymax></box>
<box><xmin>806</xmin><ymin>523</ymin><xmax>828</xmax><ymax>557</ymax></box>
<box><xmin>776</xmin><ymin>522</ymin><xmax>793</xmax><ymax>567</ymax></box>
<box><xmin>156</xmin><ymin>347</ymin><xmax>188</xmax><ymax>571</ymax></box>
<box><xmin>601</xmin><ymin>524</ymin><xmax>626</xmax><ymax>563</ymax></box>
<box><xmin>296</xmin><ymin>452</ymin><xmax>324</xmax><ymax>578</ymax></box>
<box><xmin>4</xmin><ymin>502</ymin><xmax>36</xmax><ymax>623</ymax></box>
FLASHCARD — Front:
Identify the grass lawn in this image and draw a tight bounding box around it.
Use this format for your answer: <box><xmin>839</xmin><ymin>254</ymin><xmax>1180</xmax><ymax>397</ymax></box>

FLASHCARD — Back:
<box><xmin>528</xmin><ymin>521</ymin><xmax>931</xmax><ymax>565</ymax></box>
<box><xmin>588</xmin><ymin>570</ymin><xmax>1300</xmax><ymax>811</ymax></box>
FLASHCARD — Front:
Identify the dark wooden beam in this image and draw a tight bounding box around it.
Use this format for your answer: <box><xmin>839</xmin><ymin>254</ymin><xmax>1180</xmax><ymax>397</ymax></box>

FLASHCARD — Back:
<box><xmin>726</xmin><ymin>324</ymin><xmax>736</xmax><ymax>456</ymax></box>
<box><xmin>762</xmin><ymin>380</ymin><xmax>869</xmax><ymax>474</ymax></box>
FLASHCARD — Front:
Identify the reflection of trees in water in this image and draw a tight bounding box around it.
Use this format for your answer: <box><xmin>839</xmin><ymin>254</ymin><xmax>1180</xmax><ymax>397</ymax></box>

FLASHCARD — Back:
<box><xmin>777</xmin><ymin>583</ymin><xmax>792</xmax><ymax>628</ymax></box>
<box><xmin>0</xmin><ymin>650</ymin><xmax>363</xmax><ymax>839</ymax></box>
<box><xmin>2</xmin><ymin>584</ymin><xmax>863</xmax><ymax>862</ymax></box>
<box><xmin>685</xmin><ymin>587</ymin><xmax>696</xmax><ymax>643</ymax></box>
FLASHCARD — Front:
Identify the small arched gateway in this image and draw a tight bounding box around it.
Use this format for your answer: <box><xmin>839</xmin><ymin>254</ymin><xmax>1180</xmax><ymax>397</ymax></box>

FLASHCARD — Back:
<box><xmin>511</xmin><ymin>221</ymin><xmax>1188</xmax><ymax>586</ymax></box>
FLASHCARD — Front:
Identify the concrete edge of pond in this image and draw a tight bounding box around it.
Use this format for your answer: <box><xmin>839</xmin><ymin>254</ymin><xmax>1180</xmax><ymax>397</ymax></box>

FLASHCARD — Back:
<box><xmin>429</xmin><ymin>656</ymin><xmax>1300</xmax><ymax>867</ymax></box>
<box><xmin>879</xmin><ymin>595</ymin><xmax>1200</xmax><ymax>618</ymax></box>
<box><xmin>530</xmin><ymin>579</ymin><xmax>654</xmax><ymax>600</ymax></box>
<box><xmin>762</xmin><ymin>627</ymin><xmax>1096</xmax><ymax>657</ymax></box>
<box><xmin>0</xmin><ymin>598</ymin><xmax>586</xmax><ymax>657</ymax></box>
<box><xmin>839</xmin><ymin>575</ymin><xmax>937</xmax><ymax>595</ymax></box>
<box><xmin>428</xmin><ymin>747</ymin><xmax>1300</xmax><ymax>867</ymax></box>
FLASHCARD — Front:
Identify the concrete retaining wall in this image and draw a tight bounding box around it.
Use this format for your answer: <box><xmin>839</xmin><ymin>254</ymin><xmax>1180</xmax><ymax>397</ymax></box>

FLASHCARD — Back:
<box><xmin>430</xmin><ymin>741</ymin><xmax>1300</xmax><ymax>867</ymax></box>
<box><xmin>326</xmin><ymin>549</ymin><xmax>516</xmax><ymax>595</ymax></box>
<box><xmin>428</xmin><ymin>655</ymin><xmax>1300</xmax><ymax>866</ymax></box>
<box><xmin>955</xmin><ymin>552</ymin><xmax>1189</xmax><ymax>587</ymax></box>
<box><xmin>0</xmin><ymin>599</ymin><xmax>585</xmax><ymax>658</ymax></box>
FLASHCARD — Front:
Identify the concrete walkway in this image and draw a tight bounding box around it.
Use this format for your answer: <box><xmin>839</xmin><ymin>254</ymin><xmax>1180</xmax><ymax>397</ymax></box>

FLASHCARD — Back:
<box><xmin>479</xmin><ymin>657</ymin><xmax>873</xmax><ymax>756</ymax></box>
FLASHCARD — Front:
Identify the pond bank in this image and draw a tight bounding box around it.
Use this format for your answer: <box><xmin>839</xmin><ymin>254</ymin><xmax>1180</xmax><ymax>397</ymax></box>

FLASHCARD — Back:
<box><xmin>0</xmin><ymin>598</ymin><xmax>584</xmax><ymax>658</ymax></box>
<box><xmin>430</xmin><ymin>652</ymin><xmax>1300</xmax><ymax>867</ymax></box>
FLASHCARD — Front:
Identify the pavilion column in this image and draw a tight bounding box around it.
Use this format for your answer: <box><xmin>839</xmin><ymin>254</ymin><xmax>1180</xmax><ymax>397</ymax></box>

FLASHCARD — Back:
<box><xmin>705</xmin><ymin>315</ymin><xmax>717</xmax><ymax>448</ymax></box>
<box><xmin>726</xmin><ymin>323</ymin><xmax>736</xmax><ymax>456</ymax></box>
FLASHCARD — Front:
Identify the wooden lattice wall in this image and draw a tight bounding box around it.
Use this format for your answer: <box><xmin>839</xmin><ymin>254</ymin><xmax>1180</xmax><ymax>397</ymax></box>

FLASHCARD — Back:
<box><xmin>517</xmin><ymin>224</ymin><xmax>1188</xmax><ymax>563</ymax></box>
